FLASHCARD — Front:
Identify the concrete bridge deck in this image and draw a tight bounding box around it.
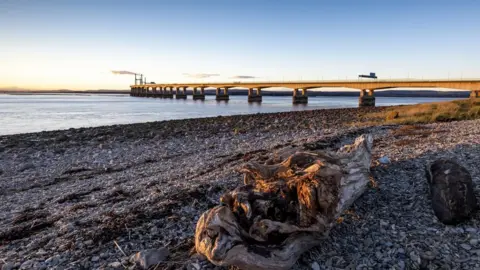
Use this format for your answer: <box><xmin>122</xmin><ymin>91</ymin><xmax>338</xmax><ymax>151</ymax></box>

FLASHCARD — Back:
<box><xmin>130</xmin><ymin>78</ymin><xmax>480</xmax><ymax>106</ymax></box>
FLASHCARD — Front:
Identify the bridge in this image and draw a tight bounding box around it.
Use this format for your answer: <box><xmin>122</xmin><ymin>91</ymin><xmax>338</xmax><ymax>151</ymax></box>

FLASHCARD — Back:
<box><xmin>130</xmin><ymin>78</ymin><xmax>480</xmax><ymax>106</ymax></box>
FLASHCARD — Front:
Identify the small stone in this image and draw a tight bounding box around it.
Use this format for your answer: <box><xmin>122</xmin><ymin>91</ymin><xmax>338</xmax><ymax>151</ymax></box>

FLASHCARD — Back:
<box><xmin>91</xmin><ymin>256</ymin><xmax>100</xmax><ymax>262</ymax></box>
<box><xmin>100</xmin><ymin>252</ymin><xmax>109</xmax><ymax>259</ymax></box>
<box><xmin>378</xmin><ymin>156</ymin><xmax>390</xmax><ymax>164</ymax></box>
<box><xmin>45</xmin><ymin>255</ymin><xmax>60</xmax><ymax>265</ymax></box>
<box><xmin>409</xmin><ymin>251</ymin><xmax>421</xmax><ymax>265</ymax></box>
<box><xmin>398</xmin><ymin>248</ymin><xmax>405</xmax><ymax>254</ymax></box>
<box><xmin>36</xmin><ymin>249</ymin><xmax>48</xmax><ymax>256</ymax></box>
<box><xmin>421</xmin><ymin>251</ymin><xmax>435</xmax><ymax>261</ymax></box>
<box><xmin>19</xmin><ymin>260</ymin><xmax>34</xmax><ymax>269</ymax></box>
<box><xmin>471</xmin><ymin>239</ymin><xmax>479</xmax><ymax>246</ymax></box>
<box><xmin>364</xmin><ymin>237</ymin><xmax>373</xmax><ymax>247</ymax></box>
<box><xmin>131</xmin><ymin>248</ymin><xmax>170</xmax><ymax>269</ymax></box>
<box><xmin>108</xmin><ymin>262</ymin><xmax>122</xmax><ymax>268</ymax></box>
<box><xmin>461</xmin><ymin>244</ymin><xmax>472</xmax><ymax>250</ymax></box>
<box><xmin>311</xmin><ymin>261</ymin><xmax>320</xmax><ymax>270</ymax></box>
<box><xmin>150</xmin><ymin>226</ymin><xmax>158</xmax><ymax>234</ymax></box>
<box><xmin>2</xmin><ymin>263</ymin><xmax>14</xmax><ymax>270</ymax></box>
<box><xmin>84</xmin><ymin>240</ymin><xmax>94</xmax><ymax>246</ymax></box>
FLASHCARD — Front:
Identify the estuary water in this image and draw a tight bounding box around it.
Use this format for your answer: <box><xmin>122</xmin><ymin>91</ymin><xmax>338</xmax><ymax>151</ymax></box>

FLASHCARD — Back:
<box><xmin>0</xmin><ymin>94</ymin><xmax>458</xmax><ymax>135</ymax></box>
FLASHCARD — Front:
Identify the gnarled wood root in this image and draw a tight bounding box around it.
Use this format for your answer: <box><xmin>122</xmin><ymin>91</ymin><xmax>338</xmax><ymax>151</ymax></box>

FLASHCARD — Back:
<box><xmin>195</xmin><ymin>134</ymin><xmax>373</xmax><ymax>270</ymax></box>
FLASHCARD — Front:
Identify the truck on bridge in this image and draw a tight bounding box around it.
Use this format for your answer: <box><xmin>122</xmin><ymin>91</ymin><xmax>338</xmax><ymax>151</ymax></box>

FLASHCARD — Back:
<box><xmin>358</xmin><ymin>72</ymin><xmax>378</xmax><ymax>79</ymax></box>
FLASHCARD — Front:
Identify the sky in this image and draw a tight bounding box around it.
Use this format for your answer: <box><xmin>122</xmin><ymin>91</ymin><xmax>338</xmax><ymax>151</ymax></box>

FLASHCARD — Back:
<box><xmin>1</xmin><ymin>0</ymin><xmax>480</xmax><ymax>90</ymax></box>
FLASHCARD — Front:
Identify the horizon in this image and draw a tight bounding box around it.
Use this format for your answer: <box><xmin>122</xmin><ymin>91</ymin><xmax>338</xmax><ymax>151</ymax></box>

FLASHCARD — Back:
<box><xmin>2</xmin><ymin>0</ymin><xmax>480</xmax><ymax>90</ymax></box>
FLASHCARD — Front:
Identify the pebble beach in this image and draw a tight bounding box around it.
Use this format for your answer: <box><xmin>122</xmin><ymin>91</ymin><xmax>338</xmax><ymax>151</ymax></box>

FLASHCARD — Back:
<box><xmin>1</xmin><ymin>106</ymin><xmax>480</xmax><ymax>270</ymax></box>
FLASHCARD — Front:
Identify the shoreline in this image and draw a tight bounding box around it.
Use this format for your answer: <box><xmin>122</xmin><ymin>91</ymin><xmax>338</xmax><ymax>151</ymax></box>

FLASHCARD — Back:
<box><xmin>1</xmin><ymin>106</ymin><xmax>480</xmax><ymax>269</ymax></box>
<box><xmin>0</xmin><ymin>106</ymin><xmax>384</xmax><ymax>138</ymax></box>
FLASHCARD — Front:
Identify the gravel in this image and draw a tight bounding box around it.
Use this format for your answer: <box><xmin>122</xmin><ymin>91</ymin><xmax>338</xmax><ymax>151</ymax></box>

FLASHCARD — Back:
<box><xmin>0</xmin><ymin>107</ymin><xmax>479</xmax><ymax>270</ymax></box>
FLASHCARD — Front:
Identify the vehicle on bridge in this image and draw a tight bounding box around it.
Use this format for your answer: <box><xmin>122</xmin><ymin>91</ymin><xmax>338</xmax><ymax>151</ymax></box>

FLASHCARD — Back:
<box><xmin>358</xmin><ymin>72</ymin><xmax>377</xmax><ymax>79</ymax></box>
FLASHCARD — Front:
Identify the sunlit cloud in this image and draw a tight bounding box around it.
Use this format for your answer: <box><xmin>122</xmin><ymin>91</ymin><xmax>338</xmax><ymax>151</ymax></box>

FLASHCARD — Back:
<box><xmin>111</xmin><ymin>70</ymin><xmax>138</xmax><ymax>75</ymax></box>
<box><xmin>182</xmin><ymin>73</ymin><xmax>220</xmax><ymax>78</ymax></box>
<box><xmin>230</xmin><ymin>75</ymin><xmax>258</xmax><ymax>79</ymax></box>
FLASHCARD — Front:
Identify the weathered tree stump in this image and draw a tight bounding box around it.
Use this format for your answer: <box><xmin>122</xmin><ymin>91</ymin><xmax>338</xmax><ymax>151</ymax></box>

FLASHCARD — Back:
<box><xmin>425</xmin><ymin>159</ymin><xmax>478</xmax><ymax>225</ymax></box>
<box><xmin>194</xmin><ymin>134</ymin><xmax>373</xmax><ymax>270</ymax></box>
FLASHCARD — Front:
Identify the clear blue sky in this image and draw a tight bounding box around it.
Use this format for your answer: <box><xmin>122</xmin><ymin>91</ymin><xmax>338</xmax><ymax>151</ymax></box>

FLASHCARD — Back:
<box><xmin>1</xmin><ymin>0</ymin><xmax>479</xmax><ymax>90</ymax></box>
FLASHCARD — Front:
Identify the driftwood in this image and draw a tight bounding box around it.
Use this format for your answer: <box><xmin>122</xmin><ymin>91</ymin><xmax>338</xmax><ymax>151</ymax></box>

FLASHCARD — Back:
<box><xmin>195</xmin><ymin>134</ymin><xmax>373</xmax><ymax>270</ymax></box>
<box><xmin>425</xmin><ymin>159</ymin><xmax>478</xmax><ymax>225</ymax></box>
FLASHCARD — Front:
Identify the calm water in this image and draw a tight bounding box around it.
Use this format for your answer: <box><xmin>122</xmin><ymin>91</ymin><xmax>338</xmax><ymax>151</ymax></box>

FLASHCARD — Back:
<box><xmin>0</xmin><ymin>94</ymin><xmax>458</xmax><ymax>135</ymax></box>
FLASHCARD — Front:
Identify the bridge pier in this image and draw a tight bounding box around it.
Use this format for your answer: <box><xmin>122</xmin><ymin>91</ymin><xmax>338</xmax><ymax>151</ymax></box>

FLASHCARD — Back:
<box><xmin>293</xmin><ymin>88</ymin><xmax>308</xmax><ymax>104</ymax></box>
<box><xmin>470</xmin><ymin>90</ymin><xmax>480</xmax><ymax>99</ymax></box>
<box><xmin>248</xmin><ymin>88</ymin><xmax>262</xmax><ymax>102</ymax></box>
<box><xmin>216</xmin><ymin>87</ymin><xmax>229</xmax><ymax>101</ymax></box>
<box><xmin>359</xmin><ymin>89</ymin><xmax>376</xmax><ymax>107</ymax></box>
<box><xmin>176</xmin><ymin>87</ymin><xmax>187</xmax><ymax>99</ymax></box>
<box><xmin>161</xmin><ymin>87</ymin><xmax>172</xmax><ymax>98</ymax></box>
<box><xmin>153</xmin><ymin>87</ymin><xmax>160</xmax><ymax>98</ymax></box>
<box><xmin>193</xmin><ymin>87</ymin><xmax>205</xmax><ymax>100</ymax></box>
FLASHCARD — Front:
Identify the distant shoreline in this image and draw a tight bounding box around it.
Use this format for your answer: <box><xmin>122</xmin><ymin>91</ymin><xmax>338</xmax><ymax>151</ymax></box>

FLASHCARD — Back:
<box><xmin>0</xmin><ymin>89</ymin><xmax>470</xmax><ymax>98</ymax></box>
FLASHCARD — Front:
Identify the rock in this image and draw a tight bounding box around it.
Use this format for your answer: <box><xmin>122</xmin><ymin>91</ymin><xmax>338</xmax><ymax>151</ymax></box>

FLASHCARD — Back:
<box><xmin>1</xmin><ymin>263</ymin><xmax>14</xmax><ymax>270</ymax></box>
<box><xmin>45</xmin><ymin>255</ymin><xmax>60</xmax><ymax>266</ymax></box>
<box><xmin>378</xmin><ymin>156</ymin><xmax>390</xmax><ymax>164</ymax></box>
<box><xmin>421</xmin><ymin>251</ymin><xmax>435</xmax><ymax>261</ymax></box>
<box><xmin>91</xmin><ymin>256</ymin><xmax>100</xmax><ymax>262</ymax></box>
<box><xmin>19</xmin><ymin>260</ymin><xmax>34</xmax><ymax>269</ymax></box>
<box><xmin>311</xmin><ymin>261</ymin><xmax>320</xmax><ymax>270</ymax></box>
<box><xmin>108</xmin><ymin>261</ymin><xmax>122</xmax><ymax>268</ymax></box>
<box><xmin>84</xmin><ymin>240</ymin><xmax>93</xmax><ymax>246</ymax></box>
<box><xmin>130</xmin><ymin>248</ymin><xmax>170</xmax><ymax>269</ymax></box>
<box><xmin>461</xmin><ymin>244</ymin><xmax>472</xmax><ymax>250</ymax></box>
<box><xmin>425</xmin><ymin>159</ymin><xmax>478</xmax><ymax>225</ymax></box>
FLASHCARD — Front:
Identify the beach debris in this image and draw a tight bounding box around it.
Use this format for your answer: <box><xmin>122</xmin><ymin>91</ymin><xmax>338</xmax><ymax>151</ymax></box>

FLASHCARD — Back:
<box><xmin>425</xmin><ymin>159</ymin><xmax>477</xmax><ymax>224</ymax></box>
<box><xmin>378</xmin><ymin>156</ymin><xmax>390</xmax><ymax>164</ymax></box>
<box><xmin>130</xmin><ymin>248</ymin><xmax>170</xmax><ymax>269</ymax></box>
<box><xmin>194</xmin><ymin>134</ymin><xmax>373</xmax><ymax>270</ymax></box>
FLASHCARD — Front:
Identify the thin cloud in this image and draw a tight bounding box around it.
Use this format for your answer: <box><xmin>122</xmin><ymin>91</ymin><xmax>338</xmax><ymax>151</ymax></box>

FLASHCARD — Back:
<box><xmin>230</xmin><ymin>75</ymin><xmax>257</xmax><ymax>79</ymax></box>
<box><xmin>183</xmin><ymin>73</ymin><xmax>220</xmax><ymax>79</ymax></box>
<box><xmin>111</xmin><ymin>70</ymin><xmax>138</xmax><ymax>75</ymax></box>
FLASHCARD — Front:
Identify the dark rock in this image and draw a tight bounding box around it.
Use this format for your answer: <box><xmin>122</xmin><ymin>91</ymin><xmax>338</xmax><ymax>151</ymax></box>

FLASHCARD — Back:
<box><xmin>425</xmin><ymin>159</ymin><xmax>478</xmax><ymax>225</ymax></box>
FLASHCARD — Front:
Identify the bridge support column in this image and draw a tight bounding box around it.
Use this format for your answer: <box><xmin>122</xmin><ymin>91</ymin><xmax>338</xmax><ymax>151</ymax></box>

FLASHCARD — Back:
<box><xmin>163</xmin><ymin>87</ymin><xmax>173</xmax><ymax>98</ymax></box>
<box><xmin>193</xmin><ymin>87</ymin><xmax>205</xmax><ymax>100</ymax></box>
<box><xmin>154</xmin><ymin>87</ymin><xmax>161</xmax><ymax>98</ymax></box>
<box><xmin>216</xmin><ymin>87</ymin><xmax>229</xmax><ymax>101</ymax></box>
<box><xmin>176</xmin><ymin>87</ymin><xmax>187</xmax><ymax>99</ymax></box>
<box><xmin>470</xmin><ymin>90</ymin><xmax>480</xmax><ymax>99</ymax></box>
<box><xmin>359</xmin><ymin>89</ymin><xmax>376</xmax><ymax>107</ymax></box>
<box><xmin>248</xmin><ymin>88</ymin><xmax>262</xmax><ymax>102</ymax></box>
<box><xmin>293</xmin><ymin>88</ymin><xmax>308</xmax><ymax>104</ymax></box>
